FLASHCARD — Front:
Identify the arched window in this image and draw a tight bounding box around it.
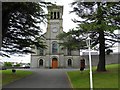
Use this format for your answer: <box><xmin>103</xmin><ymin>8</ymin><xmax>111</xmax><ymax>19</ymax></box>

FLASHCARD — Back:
<box><xmin>68</xmin><ymin>59</ymin><xmax>72</xmax><ymax>66</ymax></box>
<box><xmin>68</xmin><ymin>48</ymin><xmax>71</xmax><ymax>55</ymax></box>
<box><xmin>52</xmin><ymin>42</ymin><xmax>58</xmax><ymax>54</ymax></box>
<box><xmin>39</xmin><ymin>59</ymin><xmax>43</xmax><ymax>66</ymax></box>
<box><xmin>37</xmin><ymin>47</ymin><xmax>44</xmax><ymax>55</ymax></box>
<box><xmin>39</xmin><ymin>48</ymin><xmax>44</xmax><ymax>55</ymax></box>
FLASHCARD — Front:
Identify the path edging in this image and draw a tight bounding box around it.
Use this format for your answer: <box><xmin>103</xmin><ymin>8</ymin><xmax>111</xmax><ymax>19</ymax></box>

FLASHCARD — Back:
<box><xmin>66</xmin><ymin>72</ymin><xmax>73</xmax><ymax>89</ymax></box>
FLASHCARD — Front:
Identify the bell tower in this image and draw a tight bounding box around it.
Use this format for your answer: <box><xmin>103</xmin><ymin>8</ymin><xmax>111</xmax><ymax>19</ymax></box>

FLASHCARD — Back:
<box><xmin>46</xmin><ymin>5</ymin><xmax>63</xmax><ymax>39</ymax></box>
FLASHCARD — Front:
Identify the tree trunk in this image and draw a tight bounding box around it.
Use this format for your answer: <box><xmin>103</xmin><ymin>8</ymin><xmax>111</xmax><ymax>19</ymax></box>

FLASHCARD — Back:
<box><xmin>97</xmin><ymin>30</ymin><xmax>106</xmax><ymax>71</ymax></box>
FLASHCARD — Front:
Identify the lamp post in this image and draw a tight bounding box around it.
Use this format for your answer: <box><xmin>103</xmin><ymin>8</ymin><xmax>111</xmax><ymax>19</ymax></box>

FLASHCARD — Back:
<box><xmin>86</xmin><ymin>35</ymin><xmax>93</xmax><ymax>90</ymax></box>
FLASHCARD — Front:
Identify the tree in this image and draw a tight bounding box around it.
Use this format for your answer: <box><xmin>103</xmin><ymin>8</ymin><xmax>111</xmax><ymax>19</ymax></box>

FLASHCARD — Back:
<box><xmin>14</xmin><ymin>63</ymin><xmax>20</xmax><ymax>67</ymax></box>
<box><xmin>106</xmin><ymin>49</ymin><xmax>113</xmax><ymax>55</ymax></box>
<box><xmin>68</xmin><ymin>1</ymin><xmax>120</xmax><ymax>71</ymax></box>
<box><xmin>4</xmin><ymin>62</ymin><xmax>12</xmax><ymax>67</ymax></box>
<box><xmin>57</xmin><ymin>29</ymin><xmax>87</xmax><ymax>54</ymax></box>
<box><xmin>2</xmin><ymin>2</ymin><xmax>52</xmax><ymax>54</ymax></box>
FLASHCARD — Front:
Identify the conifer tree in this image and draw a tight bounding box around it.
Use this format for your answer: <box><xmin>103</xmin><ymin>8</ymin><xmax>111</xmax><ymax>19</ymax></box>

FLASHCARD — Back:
<box><xmin>71</xmin><ymin>1</ymin><xmax>120</xmax><ymax>71</ymax></box>
<box><xmin>2</xmin><ymin>2</ymin><xmax>51</xmax><ymax>54</ymax></box>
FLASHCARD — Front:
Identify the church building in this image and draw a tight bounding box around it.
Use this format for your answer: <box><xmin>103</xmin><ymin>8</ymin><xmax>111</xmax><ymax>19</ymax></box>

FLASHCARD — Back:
<box><xmin>31</xmin><ymin>5</ymin><xmax>81</xmax><ymax>68</ymax></box>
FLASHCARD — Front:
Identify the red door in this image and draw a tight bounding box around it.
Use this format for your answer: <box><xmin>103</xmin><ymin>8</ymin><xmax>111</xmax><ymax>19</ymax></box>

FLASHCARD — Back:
<box><xmin>52</xmin><ymin>58</ymin><xmax>58</xmax><ymax>69</ymax></box>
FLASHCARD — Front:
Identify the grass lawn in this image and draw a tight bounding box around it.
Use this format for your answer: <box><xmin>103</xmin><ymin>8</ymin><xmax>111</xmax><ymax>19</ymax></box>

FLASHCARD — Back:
<box><xmin>67</xmin><ymin>64</ymin><xmax>119</xmax><ymax>88</ymax></box>
<box><xmin>1</xmin><ymin>69</ymin><xmax>33</xmax><ymax>86</ymax></box>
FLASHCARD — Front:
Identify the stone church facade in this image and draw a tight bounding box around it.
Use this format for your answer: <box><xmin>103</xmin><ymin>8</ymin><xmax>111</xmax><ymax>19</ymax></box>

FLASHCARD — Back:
<box><xmin>31</xmin><ymin>5</ymin><xmax>81</xmax><ymax>68</ymax></box>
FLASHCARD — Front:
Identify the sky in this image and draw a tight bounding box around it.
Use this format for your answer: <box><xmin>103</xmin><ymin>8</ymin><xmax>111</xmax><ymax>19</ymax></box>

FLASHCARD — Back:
<box><xmin>0</xmin><ymin>0</ymin><xmax>120</xmax><ymax>63</ymax></box>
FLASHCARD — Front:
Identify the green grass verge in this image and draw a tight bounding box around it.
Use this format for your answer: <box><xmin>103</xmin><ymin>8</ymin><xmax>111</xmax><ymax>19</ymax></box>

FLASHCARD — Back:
<box><xmin>67</xmin><ymin>64</ymin><xmax>119</xmax><ymax>88</ymax></box>
<box><xmin>1</xmin><ymin>69</ymin><xmax>33</xmax><ymax>86</ymax></box>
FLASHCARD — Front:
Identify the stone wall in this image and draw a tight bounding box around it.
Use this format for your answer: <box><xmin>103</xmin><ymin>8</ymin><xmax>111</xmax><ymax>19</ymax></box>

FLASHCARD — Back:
<box><xmin>83</xmin><ymin>53</ymin><xmax>119</xmax><ymax>68</ymax></box>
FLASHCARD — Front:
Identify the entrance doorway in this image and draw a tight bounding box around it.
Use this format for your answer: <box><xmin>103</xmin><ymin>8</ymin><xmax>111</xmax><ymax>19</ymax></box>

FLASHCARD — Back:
<box><xmin>39</xmin><ymin>59</ymin><xmax>43</xmax><ymax>67</ymax></box>
<box><xmin>68</xmin><ymin>59</ymin><xmax>72</xmax><ymax>67</ymax></box>
<box><xmin>52</xmin><ymin>58</ymin><xmax>58</xmax><ymax>69</ymax></box>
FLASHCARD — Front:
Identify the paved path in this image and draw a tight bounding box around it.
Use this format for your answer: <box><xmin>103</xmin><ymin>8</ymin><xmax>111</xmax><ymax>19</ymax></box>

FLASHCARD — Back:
<box><xmin>3</xmin><ymin>69</ymin><xmax>78</xmax><ymax>89</ymax></box>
